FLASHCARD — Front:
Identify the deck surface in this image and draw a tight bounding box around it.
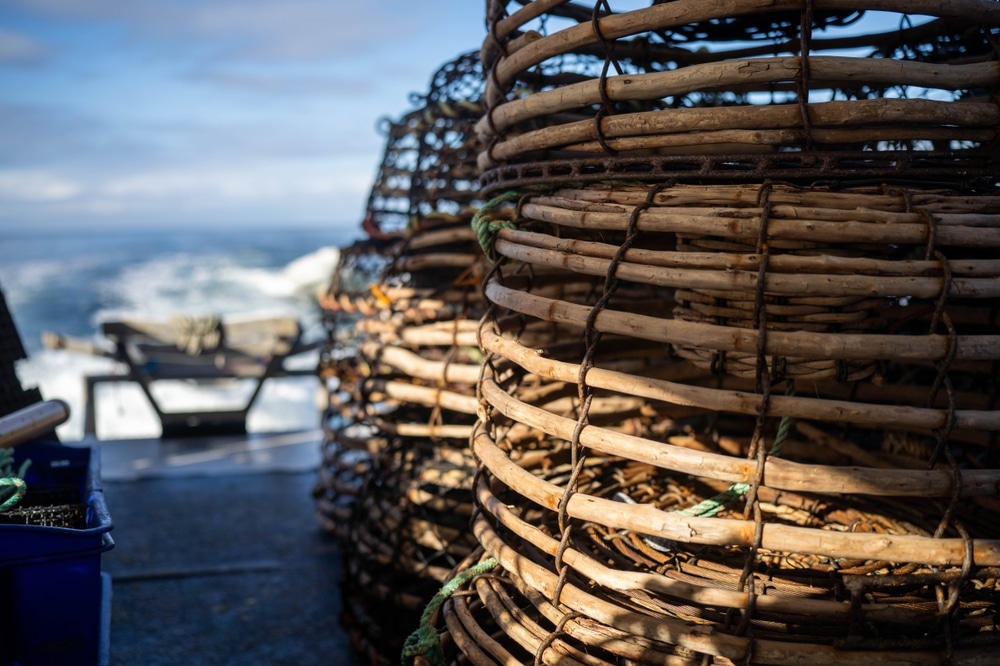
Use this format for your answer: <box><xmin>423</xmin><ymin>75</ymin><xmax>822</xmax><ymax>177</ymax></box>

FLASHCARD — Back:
<box><xmin>79</xmin><ymin>431</ymin><xmax>363</xmax><ymax>665</ymax></box>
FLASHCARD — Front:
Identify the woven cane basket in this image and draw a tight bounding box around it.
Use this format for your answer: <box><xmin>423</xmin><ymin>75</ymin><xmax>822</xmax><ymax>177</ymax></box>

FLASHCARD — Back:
<box><xmin>307</xmin><ymin>51</ymin><xmax>498</xmax><ymax>664</ymax></box>
<box><xmin>424</xmin><ymin>443</ymin><xmax>1000</xmax><ymax>665</ymax></box>
<box><xmin>396</xmin><ymin>2</ymin><xmax>1000</xmax><ymax>663</ymax></box>
<box><xmin>312</xmin><ymin>216</ymin><xmax>488</xmax><ymax>537</ymax></box>
<box><xmin>479</xmin><ymin>0</ymin><xmax>1000</xmax><ymax>189</ymax></box>
<box><xmin>324</xmin><ymin>216</ymin><xmax>488</xmax><ymax>665</ymax></box>
<box><xmin>313</xmin><ymin>47</ymin><xmax>488</xmax><ymax>525</ymax></box>
<box><xmin>358</xmin><ymin>50</ymin><xmax>485</xmax><ymax>238</ymax></box>
<box><xmin>404</xmin><ymin>178</ymin><xmax>1000</xmax><ymax>665</ymax></box>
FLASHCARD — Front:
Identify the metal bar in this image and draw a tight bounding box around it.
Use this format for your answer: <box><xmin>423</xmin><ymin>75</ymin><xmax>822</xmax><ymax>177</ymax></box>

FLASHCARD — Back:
<box><xmin>0</xmin><ymin>399</ymin><xmax>71</xmax><ymax>448</ymax></box>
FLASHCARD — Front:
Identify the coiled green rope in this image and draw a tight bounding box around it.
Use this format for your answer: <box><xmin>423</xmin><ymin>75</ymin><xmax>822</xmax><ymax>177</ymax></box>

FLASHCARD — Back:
<box><xmin>401</xmin><ymin>557</ymin><xmax>500</xmax><ymax>665</ymax></box>
<box><xmin>0</xmin><ymin>448</ymin><xmax>30</xmax><ymax>513</ymax></box>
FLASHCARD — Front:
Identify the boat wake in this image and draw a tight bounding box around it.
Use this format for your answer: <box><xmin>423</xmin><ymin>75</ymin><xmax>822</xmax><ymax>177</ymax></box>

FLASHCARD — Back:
<box><xmin>5</xmin><ymin>238</ymin><xmax>337</xmax><ymax>442</ymax></box>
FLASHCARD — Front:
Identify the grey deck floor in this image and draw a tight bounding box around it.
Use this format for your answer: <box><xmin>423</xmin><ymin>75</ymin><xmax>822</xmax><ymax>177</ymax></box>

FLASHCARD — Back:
<box><xmin>89</xmin><ymin>433</ymin><xmax>363</xmax><ymax>665</ymax></box>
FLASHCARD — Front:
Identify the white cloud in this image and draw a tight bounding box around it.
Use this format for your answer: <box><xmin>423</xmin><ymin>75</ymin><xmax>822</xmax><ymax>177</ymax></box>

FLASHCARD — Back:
<box><xmin>0</xmin><ymin>158</ymin><xmax>373</xmax><ymax>228</ymax></box>
<box><xmin>185</xmin><ymin>2</ymin><xmax>416</xmax><ymax>61</ymax></box>
<box><xmin>101</xmin><ymin>160</ymin><xmax>368</xmax><ymax>202</ymax></box>
<box><xmin>0</xmin><ymin>170</ymin><xmax>81</xmax><ymax>201</ymax></box>
<box><xmin>192</xmin><ymin>71</ymin><xmax>373</xmax><ymax>96</ymax></box>
<box><xmin>0</xmin><ymin>1</ymin><xmax>482</xmax><ymax>230</ymax></box>
<box><xmin>6</xmin><ymin>0</ymin><xmax>458</xmax><ymax>64</ymax></box>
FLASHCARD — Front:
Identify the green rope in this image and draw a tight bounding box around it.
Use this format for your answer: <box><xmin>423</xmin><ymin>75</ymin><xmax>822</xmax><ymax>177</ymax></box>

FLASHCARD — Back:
<box><xmin>471</xmin><ymin>184</ymin><xmax>568</xmax><ymax>263</ymax></box>
<box><xmin>675</xmin><ymin>380</ymin><xmax>796</xmax><ymax>518</ymax></box>
<box><xmin>674</xmin><ymin>482</ymin><xmax>752</xmax><ymax>518</ymax></box>
<box><xmin>401</xmin><ymin>557</ymin><xmax>500</xmax><ymax>665</ymax></box>
<box><xmin>0</xmin><ymin>448</ymin><xmax>28</xmax><ymax>513</ymax></box>
<box><xmin>0</xmin><ymin>478</ymin><xmax>26</xmax><ymax>513</ymax></box>
<box><xmin>471</xmin><ymin>191</ymin><xmax>521</xmax><ymax>263</ymax></box>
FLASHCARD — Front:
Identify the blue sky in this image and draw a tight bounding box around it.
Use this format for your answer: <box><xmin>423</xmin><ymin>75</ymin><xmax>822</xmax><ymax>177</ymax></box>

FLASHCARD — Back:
<box><xmin>0</xmin><ymin>1</ymin><xmax>485</xmax><ymax>232</ymax></box>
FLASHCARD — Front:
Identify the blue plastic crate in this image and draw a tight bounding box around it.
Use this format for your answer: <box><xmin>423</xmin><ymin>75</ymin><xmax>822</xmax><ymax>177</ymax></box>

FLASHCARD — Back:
<box><xmin>0</xmin><ymin>440</ymin><xmax>114</xmax><ymax>666</ymax></box>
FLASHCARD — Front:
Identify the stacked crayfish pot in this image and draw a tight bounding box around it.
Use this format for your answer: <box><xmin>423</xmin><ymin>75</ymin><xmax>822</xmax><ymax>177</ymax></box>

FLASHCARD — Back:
<box><xmin>312</xmin><ymin>51</ymin><xmax>497</xmax><ymax>665</ymax></box>
<box><xmin>407</xmin><ymin>2</ymin><xmax>1000</xmax><ymax>665</ymax></box>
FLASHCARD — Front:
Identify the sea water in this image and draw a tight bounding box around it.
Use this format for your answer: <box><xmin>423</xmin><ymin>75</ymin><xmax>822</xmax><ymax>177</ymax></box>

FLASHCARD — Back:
<box><xmin>0</xmin><ymin>225</ymin><xmax>350</xmax><ymax>442</ymax></box>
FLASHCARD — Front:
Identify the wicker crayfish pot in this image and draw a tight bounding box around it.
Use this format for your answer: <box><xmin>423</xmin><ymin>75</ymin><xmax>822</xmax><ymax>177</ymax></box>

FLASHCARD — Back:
<box><xmin>309</xmin><ymin>51</ymin><xmax>497</xmax><ymax>664</ymax></box>
<box><xmin>402</xmin><ymin>0</ymin><xmax>1000</xmax><ymax>662</ymax></box>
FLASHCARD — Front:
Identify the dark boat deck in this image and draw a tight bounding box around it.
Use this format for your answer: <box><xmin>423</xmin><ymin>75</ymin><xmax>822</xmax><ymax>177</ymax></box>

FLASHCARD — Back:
<box><xmin>93</xmin><ymin>435</ymin><xmax>363</xmax><ymax>665</ymax></box>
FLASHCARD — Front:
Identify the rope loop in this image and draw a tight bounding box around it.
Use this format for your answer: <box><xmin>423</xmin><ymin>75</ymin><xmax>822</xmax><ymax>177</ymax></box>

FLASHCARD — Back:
<box><xmin>472</xmin><ymin>185</ymin><xmax>561</xmax><ymax>263</ymax></box>
<box><xmin>0</xmin><ymin>477</ymin><xmax>27</xmax><ymax>513</ymax></box>
<box><xmin>471</xmin><ymin>190</ymin><xmax>521</xmax><ymax>262</ymax></box>
<box><xmin>401</xmin><ymin>557</ymin><xmax>500</xmax><ymax>665</ymax></box>
<box><xmin>533</xmin><ymin>611</ymin><xmax>584</xmax><ymax>666</ymax></box>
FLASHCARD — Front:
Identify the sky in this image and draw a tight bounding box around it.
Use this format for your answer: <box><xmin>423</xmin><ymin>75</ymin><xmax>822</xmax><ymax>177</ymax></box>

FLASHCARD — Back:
<box><xmin>0</xmin><ymin>1</ymin><xmax>486</xmax><ymax>234</ymax></box>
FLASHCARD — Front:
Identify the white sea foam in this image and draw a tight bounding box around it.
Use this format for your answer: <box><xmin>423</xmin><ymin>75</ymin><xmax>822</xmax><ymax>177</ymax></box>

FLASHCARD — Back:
<box><xmin>279</xmin><ymin>246</ymin><xmax>340</xmax><ymax>297</ymax></box>
<box><xmin>10</xmin><ymin>242</ymin><xmax>337</xmax><ymax>442</ymax></box>
<box><xmin>95</xmin><ymin>254</ymin><xmax>299</xmax><ymax>322</ymax></box>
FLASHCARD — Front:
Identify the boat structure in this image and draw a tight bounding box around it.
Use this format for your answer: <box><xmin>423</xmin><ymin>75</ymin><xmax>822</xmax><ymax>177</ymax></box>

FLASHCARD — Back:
<box><xmin>43</xmin><ymin>314</ymin><xmax>320</xmax><ymax>438</ymax></box>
